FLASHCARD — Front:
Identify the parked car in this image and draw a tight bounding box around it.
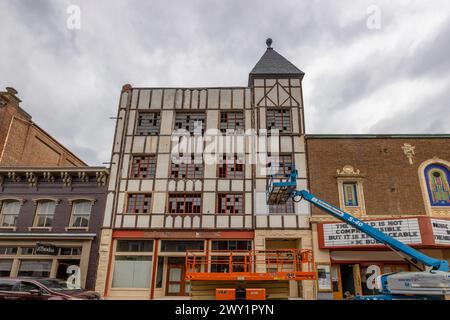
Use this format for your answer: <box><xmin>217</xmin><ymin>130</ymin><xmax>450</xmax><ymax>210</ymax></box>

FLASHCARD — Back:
<box><xmin>0</xmin><ymin>277</ymin><xmax>101</xmax><ymax>300</ymax></box>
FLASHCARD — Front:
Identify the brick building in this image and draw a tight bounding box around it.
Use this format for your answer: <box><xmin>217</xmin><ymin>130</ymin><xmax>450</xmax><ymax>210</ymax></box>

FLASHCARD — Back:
<box><xmin>0</xmin><ymin>167</ymin><xmax>108</xmax><ymax>289</ymax></box>
<box><xmin>307</xmin><ymin>135</ymin><xmax>450</xmax><ymax>299</ymax></box>
<box><xmin>95</xmin><ymin>42</ymin><xmax>314</xmax><ymax>300</ymax></box>
<box><xmin>0</xmin><ymin>87</ymin><xmax>85</xmax><ymax>167</ymax></box>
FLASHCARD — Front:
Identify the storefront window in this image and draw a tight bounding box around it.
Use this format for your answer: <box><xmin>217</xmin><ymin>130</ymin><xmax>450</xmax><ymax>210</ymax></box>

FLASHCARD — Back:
<box><xmin>18</xmin><ymin>260</ymin><xmax>52</xmax><ymax>277</ymax></box>
<box><xmin>0</xmin><ymin>260</ymin><xmax>13</xmax><ymax>277</ymax></box>
<box><xmin>155</xmin><ymin>257</ymin><xmax>164</xmax><ymax>288</ymax></box>
<box><xmin>60</xmin><ymin>247</ymin><xmax>82</xmax><ymax>256</ymax></box>
<box><xmin>211</xmin><ymin>240</ymin><xmax>252</xmax><ymax>251</ymax></box>
<box><xmin>112</xmin><ymin>256</ymin><xmax>152</xmax><ymax>288</ymax></box>
<box><xmin>160</xmin><ymin>240</ymin><xmax>204</xmax><ymax>252</ymax></box>
<box><xmin>116</xmin><ymin>240</ymin><xmax>153</xmax><ymax>252</ymax></box>
<box><xmin>0</xmin><ymin>247</ymin><xmax>18</xmax><ymax>255</ymax></box>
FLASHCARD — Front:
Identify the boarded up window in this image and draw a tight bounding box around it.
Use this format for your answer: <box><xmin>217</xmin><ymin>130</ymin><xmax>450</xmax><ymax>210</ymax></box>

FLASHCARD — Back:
<box><xmin>136</xmin><ymin>112</ymin><xmax>161</xmax><ymax>135</ymax></box>
<box><xmin>174</xmin><ymin>112</ymin><xmax>205</xmax><ymax>135</ymax></box>
<box><xmin>217</xmin><ymin>193</ymin><xmax>244</xmax><ymax>214</ymax></box>
<box><xmin>266</xmin><ymin>109</ymin><xmax>292</xmax><ymax>133</ymax></box>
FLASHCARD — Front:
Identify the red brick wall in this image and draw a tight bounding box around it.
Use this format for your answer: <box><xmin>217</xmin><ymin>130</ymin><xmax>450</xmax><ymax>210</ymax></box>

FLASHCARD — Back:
<box><xmin>0</xmin><ymin>94</ymin><xmax>85</xmax><ymax>167</ymax></box>
<box><xmin>306</xmin><ymin>137</ymin><xmax>450</xmax><ymax>216</ymax></box>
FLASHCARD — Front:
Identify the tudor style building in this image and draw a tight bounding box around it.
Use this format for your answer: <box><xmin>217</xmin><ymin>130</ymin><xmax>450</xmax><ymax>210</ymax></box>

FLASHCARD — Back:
<box><xmin>306</xmin><ymin>135</ymin><xmax>450</xmax><ymax>299</ymax></box>
<box><xmin>95</xmin><ymin>41</ymin><xmax>314</xmax><ymax>299</ymax></box>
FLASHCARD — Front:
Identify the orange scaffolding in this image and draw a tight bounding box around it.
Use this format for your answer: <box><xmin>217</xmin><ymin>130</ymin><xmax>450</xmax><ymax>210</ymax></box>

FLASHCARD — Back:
<box><xmin>185</xmin><ymin>249</ymin><xmax>316</xmax><ymax>281</ymax></box>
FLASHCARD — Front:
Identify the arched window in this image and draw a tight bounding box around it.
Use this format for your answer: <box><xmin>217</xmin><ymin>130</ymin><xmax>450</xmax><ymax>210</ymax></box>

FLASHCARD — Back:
<box><xmin>424</xmin><ymin>164</ymin><xmax>450</xmax><ymax>206</ymax></box>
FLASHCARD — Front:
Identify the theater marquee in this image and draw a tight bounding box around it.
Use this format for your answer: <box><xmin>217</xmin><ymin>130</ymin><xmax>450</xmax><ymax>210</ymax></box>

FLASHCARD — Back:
<box><xmin>318</xmin><ymin>217</ymin><xmax>450</xmax><ymax>249</ymax></box>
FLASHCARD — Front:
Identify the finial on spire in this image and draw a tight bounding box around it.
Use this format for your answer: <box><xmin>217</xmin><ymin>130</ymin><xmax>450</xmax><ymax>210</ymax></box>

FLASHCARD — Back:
<box><xmin>266</xmin><ymin>38</ymin><xmax>273</xmax><ymax>49</ymax></box>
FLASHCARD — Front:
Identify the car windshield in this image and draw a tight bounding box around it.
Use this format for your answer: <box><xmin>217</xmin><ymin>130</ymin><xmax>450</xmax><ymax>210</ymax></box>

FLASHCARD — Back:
<box><xmin>35</xmin><ymin>279</ymin><xmax>78</xmax><ymax>291</ymax></box>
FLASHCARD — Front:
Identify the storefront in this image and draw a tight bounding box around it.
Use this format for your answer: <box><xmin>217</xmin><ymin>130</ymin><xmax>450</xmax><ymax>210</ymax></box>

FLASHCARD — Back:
<box><xmin>0</xmin><ymin>233</ymin><xmax>95</xmax><ymax>288</ymax></box>
<box><xmin>104</xmin><ymin>230</ymin><xmax>254</xmax><ymax>300</ymax></box>
<box><xmin>313</xmin><ymin>217</ymin><xmax>450</xmax><ymax>299</ymax></box>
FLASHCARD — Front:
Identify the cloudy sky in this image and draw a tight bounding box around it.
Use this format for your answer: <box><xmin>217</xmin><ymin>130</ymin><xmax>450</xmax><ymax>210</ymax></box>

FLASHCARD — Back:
<box><xmin>1</xmin><ymin>0</ymin><xmax>449</xmax><ymax>165</ymax></box>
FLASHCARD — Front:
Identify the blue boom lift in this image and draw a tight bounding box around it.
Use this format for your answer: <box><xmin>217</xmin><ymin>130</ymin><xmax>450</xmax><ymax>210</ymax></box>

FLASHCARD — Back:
<box><xmin>267</xmin><ymin>167</ymin><xmax>450</xmax><ymax>300</ymax></box>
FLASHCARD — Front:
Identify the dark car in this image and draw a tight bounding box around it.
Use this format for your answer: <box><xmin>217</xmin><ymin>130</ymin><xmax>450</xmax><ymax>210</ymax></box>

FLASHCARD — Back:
<box><xmin>0</xmin><ymin>277</ymin><xmax>101</xmax><ymax>300</ymax></box>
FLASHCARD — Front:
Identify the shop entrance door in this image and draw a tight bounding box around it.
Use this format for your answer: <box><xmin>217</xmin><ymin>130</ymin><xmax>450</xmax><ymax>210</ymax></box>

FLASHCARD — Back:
<box><xmin>56</xmin><ymin>260</ymin><xmax>80</xmax><ymax>282</ymax></box>
<box><xmin>339</xmin><ymin>264</ymin><xmax>362</xmax><ymax>299</ymax></box>
<box><xmin>166</xmin><ymin>258</ymin><xmax>187</xmax><ymax>296</ymax></box>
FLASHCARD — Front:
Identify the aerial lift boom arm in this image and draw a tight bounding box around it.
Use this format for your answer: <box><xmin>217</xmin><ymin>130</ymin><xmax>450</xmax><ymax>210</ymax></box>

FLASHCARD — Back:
<box><xmin>268</xmin><ymin>169</ymin><xmax>449</xmax><ymax>273</ymax></box>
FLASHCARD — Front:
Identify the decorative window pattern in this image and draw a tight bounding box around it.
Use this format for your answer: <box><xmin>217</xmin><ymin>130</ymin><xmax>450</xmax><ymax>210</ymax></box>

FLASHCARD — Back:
<box><xmin>267</xmin><ymin>154</ymin><xmax>294</xmax><ymax>176</ymax></box>
<box><xmin>174</xmin><ymin>112</ymin><xmax>205</xmax><ymax>135</ymax></box>
<box><xmin>425</xmin><ymin>164</ymin><xmax>450</xmax><ymax>206</ymax></box>
<box><xmin>168</xmin><ymin>193</ymin><xmax>202</xmax><ymax>214</ymax></box>
<box><xmin>266</xmin><ymin>109</ymin><xmax>292</xmax><ymax>133</ymax></box>
<box><xmin>211</xmin><ymin>240</ymin><xmax>252</xmax><ymax>251</ymax></box>
<box><xmin>343</xmin><ymin>182</ymin><xmax>359</xmax><ymax>207</ymax></box>
<box><xmin>0</xmin><ymin>200</ymin><xmax>21</xmax><ymax>227</ymax></box>
<box><xmin>171</xmin><ymin>155</ymin><xmax>203</xmax><ymax>179</ymax></box>
<box><xmin>130</xmin><ymin>155</ymin><xmax>157</xmax><ymax>179</ymax></box>
<box><xmin>35</xmin><ymin>200</ymin><xmax>56</xmax><ymax>227</ymax></box>
<box><xmin>220</xmin><ymin>111</ymin><xmax>244</xmax><ymax>133</ymax></box>
<box><xmin>126</xmin><ymin>194</ymin><xmax>152</xmax><ymax>214</ymax></box>
<box><xmin>217</xmin><ymin>193</ymin><xmax>244</xmax><ymax>214</ymax></box>
<box><xmin>136</xmin><ymin>112</ymin><xmax>161</xmax><ymax>136</ymax></box>
<box><xmin>70</xmin><ymin>201</ymin><xmax>92</xmax><ymax>228</ymax></box>
<box><xmin>217</xmin><ymin>154</ymin><xmax>244</xmax><ymax>178</ymax></box>
<box><xmin>269</xmin><ymin>198</ymin><xmax>295</xmax><ymax>214</ymax></box>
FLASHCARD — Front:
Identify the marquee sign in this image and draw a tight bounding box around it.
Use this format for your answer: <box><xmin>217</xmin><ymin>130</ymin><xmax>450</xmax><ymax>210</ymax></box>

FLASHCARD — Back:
<box><xmin>431</xmin><ymin>219</ymin><xmax>450</xmax><ymax>245</ymax></box>
<box><xmin>320</xmin><ymin>218</ymin><xmax>422</xmax><ymax>248</ymax></box>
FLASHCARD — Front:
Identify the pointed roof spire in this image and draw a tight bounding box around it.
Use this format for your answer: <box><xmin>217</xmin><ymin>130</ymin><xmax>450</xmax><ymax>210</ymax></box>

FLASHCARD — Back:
<box><xmin>249</xmin><ymin>39</ymin><xmax>304</xmax><ymax>84</ymax></box>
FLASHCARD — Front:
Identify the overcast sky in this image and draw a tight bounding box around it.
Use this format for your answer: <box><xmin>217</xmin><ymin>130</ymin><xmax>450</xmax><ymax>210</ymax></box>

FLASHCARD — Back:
<box><xmin>1</xmin><ymin>0</ymin><xmax>449</xmax><ymax>165</ymax></box>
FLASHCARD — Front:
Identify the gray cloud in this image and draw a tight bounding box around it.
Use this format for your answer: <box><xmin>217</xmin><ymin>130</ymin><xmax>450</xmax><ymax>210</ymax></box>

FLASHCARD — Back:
<box><xmin>1</xmin><ymin>0</ymin><xmax>449</xmax><ymax>165</ymax></box>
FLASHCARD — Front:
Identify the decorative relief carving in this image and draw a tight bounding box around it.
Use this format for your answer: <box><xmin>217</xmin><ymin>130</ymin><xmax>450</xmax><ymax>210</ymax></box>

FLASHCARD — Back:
<box><xmin>336</xmin><ymin>165</ymin><xmax>361</xmax><ymax>176</ymax></box>
<box><xmin>401</xmin><ymin>143</ymin><xmax>416</xmax><ymax>165</ymax></box>
<box><xmin>43</xmin><ymin>172</ymin><xmax>55</xmax><ymax>183</ymax></box>
<box><xmin>96</xmin><ymin>171</ymin><xmax>107</xmax><ymax>186</ymax></box>
<box><xmin>78</xmin><ymin>171</ymin><xmax>89</xmax><ymax>183</ymax></box>
<box><xmin>7</xmin><ymin>172</ymin><xmax>21</xmax><ymax>182</ymax></box>
<box><xmin>61</xmin><ymin>172</ymin><xmax>72</xmax><ymax>186</ymax></box>
<box><xmin>25</xmin><ymin>172</ymin><xmax>37</xmax><ymax>186</ymax></box>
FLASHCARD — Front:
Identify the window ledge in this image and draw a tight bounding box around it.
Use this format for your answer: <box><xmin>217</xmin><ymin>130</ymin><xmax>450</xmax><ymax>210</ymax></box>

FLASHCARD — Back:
<box><xmin>65</xmin><ymin>227</ymin><xmax>89</xmax><ymax>231</ymax></box>
<box><xmin>28</xmin><ymin>227</ymin><xmax>53</xmax><ymax>231</ymax></box>
<box><xmin>0</xmin><ymin>226</ymin><xmax>17</xmax><ymax>231</ymax></box>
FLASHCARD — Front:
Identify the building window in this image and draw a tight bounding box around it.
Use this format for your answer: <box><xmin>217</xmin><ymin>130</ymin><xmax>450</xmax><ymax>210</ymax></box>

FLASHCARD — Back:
<box><xmin>18</xmin><ymin>260</ymin><xmax>52</xmax><ymax>277</ymax></box>
<box><xmin>0</xmin><ymin>260</ymin><xmax>13</xmax><ymax>277</ymax></box>
<box><xmin>425</xmin><ymin>164</ymin><xmax>450</xmax><ymax>206</ymax></box>
<box><xmin>269</xmin><ymin>198</ymin><xmax>295</xmax><ymax>214</ymax></box>
<box><xmin>217</xmin><ymin>193</ymin><xmax>244</xmax><ymax>214</ymax></box>
<box><xmin>0</xmin><ymin>200</ymin><xmax>21</xmax><ymax>227</ymax></box>
<box><xmin>160</xmin><ymin>240</ymin><xmax>204</xmax><ymax>252</ymax></box>
<box><xmin>116</xmin><ymin>240</ymin><xmax>154</xmax><ymax>252</ymax></box>
<box><xmin>211</xmin><ymin>240</ymin><xmax>252</xmax><ymax>251</ymax></box>
<box><xmin>34</xmin><ymin>200</ymin><xmax>56</xmax><ymax>227</ymax></box>
<box><xmin>210</xmin><ymin>256</ymin><xmax>246</xmax><ymax>273</ymax></box>
<box><xmin>168</xmin><ymin>193</ymin><xmax>202</xmax><ymax>214</ymax></box>
<box><xmin>130</xmin><ymin>155</ymin><xmax>157</xmax><ymax>179</ymax></box>
<box><xmin>220</xmin><ymin>111</ymin><xmax>244</xmax><ymax>133</ymax></box>
<box><xmin>0</xmin><ymin>247</ymin><xmax>18</xmax><ymax>255</ymax></box>
<box><xmin>112</xmin><ymin>240</ymin><xmax>153</xmax><ymax>289</ymax></box>
<box><xmin>266</xmin><ymin>109</ymin><xmax>292</xmax><ymax>133</ymax></box>
<box><xmin>70</xmin><ymin>200</ymin><xmax>92</xmax><ymax>228</ymax></box>
<box><xmin>170</xmin><ymin>155</ymin><xmax>203</xmax><ymax>179</ymax></box>
<box><xmin>174</xmin><ymin>112</ymin><xmax>205</xmax><ymax>135</ymax></box>
<box><xmin>217</xmin><ymin>154</ymin><xmax>244</xmax><ymax>178</ymax></box>
<box><xmin>136</xmin><ymin>112</ymin><xmax>161</xmax><ymax>136</ymax></box>
<box><xmin>112</xmin><ymin>256</ymin><xmax>152</xmax><ymax>288</ymax></box>
<box><xmin>343</xmin><ymin>182</ymin><xmax>359</xmax><ymax>207</ymax></box>
<box><xmin>267</xmin><ymin>154</ymin><xmax>294</xmax><ymax>176</ymax></box>
<box><xmin>126</xmin><ymin>194</ymin><xmax>152</xmax><ymax>214</ymax></box>
<box><xmin>60</xmin><ymin>247</ymin><xmax>82</xmax><ymax>256</ymax></box>
<box><xmin>155</xmin><ymin>257</ymin><xmax>164</xmax><ymax>288</ymax></box>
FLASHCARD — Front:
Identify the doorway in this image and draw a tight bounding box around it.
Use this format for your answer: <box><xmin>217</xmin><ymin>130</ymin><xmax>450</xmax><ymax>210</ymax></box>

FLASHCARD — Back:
<box><xmin>165</xmin><ymin>258</ymin><xmax>188</xmax><ymax>296</ymax></box>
